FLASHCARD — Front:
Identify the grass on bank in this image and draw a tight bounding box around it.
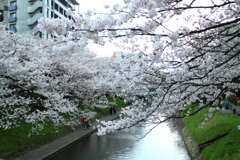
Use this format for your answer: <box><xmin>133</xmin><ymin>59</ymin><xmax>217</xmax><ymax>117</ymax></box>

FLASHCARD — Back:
<box><xmin>183</xmin><ymin>106</ymin><xmax>240</xmax><ymax>160</ymax></box>
<box><xmin>85</xmin><ymin>97</ymin><xmax>125</xmax><ymax>117</ymax></box>
<box><xmin>101</xmin><ymin>97</ymin><xmax>125</xmax><ymax>111</ymax></box>
<box><xmin>0</xmin><ymin>121</ymin><xmax>61</xmax><ymax>156</ymax></box>
<box><xmin>0</xmin><ymin>97</ymin><xmax>125</xmax><ymax>158</ymax></box>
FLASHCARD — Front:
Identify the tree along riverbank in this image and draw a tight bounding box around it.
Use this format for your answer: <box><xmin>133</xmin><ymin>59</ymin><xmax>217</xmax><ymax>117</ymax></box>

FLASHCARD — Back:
<box><xmin>0</xmin><ymin>98</ymin><xmax>125</xmax><ymax>160</ymax></box>
<box><xmin>179</xmin><ymin>107</ymin><xmax>240</xmax><ymax>160</ymax></box>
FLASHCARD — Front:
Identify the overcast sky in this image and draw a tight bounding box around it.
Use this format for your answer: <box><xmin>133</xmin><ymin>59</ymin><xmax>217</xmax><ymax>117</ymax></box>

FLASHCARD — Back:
<box><xmin>74</xmin><ymin>0</ymin><xmax>212</xmax><ymax>57</ymax></box>
<box><xmin>76</xmin><ymin>0</ymin><xmax>123</xmax><ymax>13</ymax></box>
<box><xmin>74</xmin><ymin>0</ymin><xmax>124</xmax><ymax>57</ymax></box>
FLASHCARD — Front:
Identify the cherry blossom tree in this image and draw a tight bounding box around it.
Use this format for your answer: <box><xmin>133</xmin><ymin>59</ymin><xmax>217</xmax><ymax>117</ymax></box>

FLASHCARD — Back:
<box><xmin>37</xmin><ymin>0</ymin><xmax>239</xmax><ymax>135</ymax></box>
<box><xmin>0</xmin><ymin>24</ymin><xmax>119</xmax><ymax>133</ymax></box>
<box><xmin>1</xmin><ymin>0</ymin><xmax>240</xmax><ymax>136</ymax></box>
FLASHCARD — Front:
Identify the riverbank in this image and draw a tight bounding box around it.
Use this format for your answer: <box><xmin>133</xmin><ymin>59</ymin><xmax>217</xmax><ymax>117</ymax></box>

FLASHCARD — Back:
<box><xmin>0</xmin><ymin>98</ymin><xmax>125</xmax><ymax>160</ymax></box>
<box><xmin>178</xmin><ymin>119</ymin><xmax>201</xmax><ymax>160</ymax></box>
<box><xmin>13</xmin><ymin>112</ymin><xmax>120</xmax><ymax>160</ymax></box>
<box><xmin>179</xmin><ymin>107</ymin><xmax>240</xmax><ymax>160</ymax></box>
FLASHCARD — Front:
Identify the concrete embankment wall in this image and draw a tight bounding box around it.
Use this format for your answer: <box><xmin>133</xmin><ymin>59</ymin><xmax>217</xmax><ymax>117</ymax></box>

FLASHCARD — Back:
<box><xmin>178</xmin><ymin>119</ymin><xmax>202</xmax><ymax>160</ymax></box>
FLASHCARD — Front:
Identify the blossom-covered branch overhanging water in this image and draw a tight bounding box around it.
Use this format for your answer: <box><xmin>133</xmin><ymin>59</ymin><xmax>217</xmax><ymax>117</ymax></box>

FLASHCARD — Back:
<box><xmin>1</xmin><ymin>0</ymin><xmax>239</xmax><ymax>135</ymax></box>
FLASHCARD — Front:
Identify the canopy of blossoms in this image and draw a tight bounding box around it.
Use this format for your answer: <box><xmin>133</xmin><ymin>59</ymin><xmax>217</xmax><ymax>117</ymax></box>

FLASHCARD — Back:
<box><xmin>1</xmin><ymin>0</ymin><xmax>239</xmax><ymax>135</ymax></box>
<box><xmin>0</xmin><ymin>24</ymin><xmax>122</xmax><ymax>133</ymax></box>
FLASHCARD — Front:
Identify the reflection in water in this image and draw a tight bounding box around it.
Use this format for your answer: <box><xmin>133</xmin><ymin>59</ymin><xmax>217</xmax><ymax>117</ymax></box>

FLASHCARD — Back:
<box><xmin>51</xmin><ymin>120</ymin><xmax>190</xmax><ymax>160</ymax></box>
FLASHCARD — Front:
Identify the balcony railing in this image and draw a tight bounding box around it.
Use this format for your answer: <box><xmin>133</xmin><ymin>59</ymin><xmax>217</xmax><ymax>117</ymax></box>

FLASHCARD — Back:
<box><xmin>8</xmin><ymin>5</ymin><xmax>17</xmax><ymax>11</ymax></box>
<box><xmin>28</xmin><ymin>1</ymin><xmax>43</xmax><ymax>14</ymax></box>
<box><xmin>29</xmin><ymin>25</ymin><xmax>39</xmax><ymax>34</ymax></box>
<box><xmin>27</xmin><ymin>13</ymin><xmax>42</xmax><ymax>25</ymax></box>
<box><xmin>69</xmin><ymin>0</ymin><xmax>79</xmax><ymax>5</ymax></box>
<box><xmin>8</xmin><ymin>17</ymin><xmax>17</xmax><ymax>22</ymax></box>
<box><xmin>9</xmin><ymin>28</ymin><xmax>17</xmax><ymax>32</ymax></box>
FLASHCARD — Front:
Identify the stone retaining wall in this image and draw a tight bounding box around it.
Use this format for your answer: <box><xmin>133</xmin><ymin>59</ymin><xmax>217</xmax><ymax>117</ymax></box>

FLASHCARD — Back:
<box><xmin>178</xmin><ymin>119</ymin><xmax>202</xmax><ymax>160</ymax></box>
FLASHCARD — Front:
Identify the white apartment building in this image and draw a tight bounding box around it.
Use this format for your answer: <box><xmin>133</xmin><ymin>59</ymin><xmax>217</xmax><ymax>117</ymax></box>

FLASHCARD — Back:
<box><xmin>7</xmin><ymin>0</ymin><xmax>79</xmax><ymax>37</ymax></box>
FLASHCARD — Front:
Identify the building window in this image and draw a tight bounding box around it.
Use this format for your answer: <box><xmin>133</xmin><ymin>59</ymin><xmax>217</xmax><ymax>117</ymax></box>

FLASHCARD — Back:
<box><xmin>60</xmin><ymin>7</ymin><xmax>63</xmax><ymax>14</ymax></box>
<box><xmin>51</xmin><ymin>11</ymin><xmax>54</xmax><ymax>18</ymax></box>
<box><xmin>51</xmin><ymin>1</ymin><xmax>55</xmax><ymax>10</ymax></box>
<box><xmin>9</xmin><ymin>1</ymin><xmax>17</xmax><ymax>11</ymax></box>
<box><xmin>10</xmin><ymin>12</ymin><xmax>16</xmax><ymax>17</ymax></box>
<box><xmin>54</xmin><ymin>3</ymin><xmax>59</xmax><ymax>11</ymax></box>
<box><xmin>9</xmin><ymin>23</ymin><xmax>16</xmax><ymax>29</ymax></box>
<box><xmin>10</xmin><ymin>1</ymin><xmax>17</xmax><ymax>6</ymax></box>
<box><xmin>9</xmin><ymin>23</ymin><xmax>17</xmax><ymax>32</ymax></box>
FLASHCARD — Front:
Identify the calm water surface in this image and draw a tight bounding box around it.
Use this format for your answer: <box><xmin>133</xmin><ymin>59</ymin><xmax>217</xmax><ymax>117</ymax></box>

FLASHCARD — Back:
<box><xmin>51</xmin><ymin>121</ymin><xmax>191</xmax><ymax>160</ymax></box>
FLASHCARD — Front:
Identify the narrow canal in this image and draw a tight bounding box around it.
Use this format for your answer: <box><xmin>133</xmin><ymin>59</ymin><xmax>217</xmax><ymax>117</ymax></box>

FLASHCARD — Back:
<box><xmin>51</xmin><ymin>119</ymin><xmax>191</xmax><ymax>160</ymax></box>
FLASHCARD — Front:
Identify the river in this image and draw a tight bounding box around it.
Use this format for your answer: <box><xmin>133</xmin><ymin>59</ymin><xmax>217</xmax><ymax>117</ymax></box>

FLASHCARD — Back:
<box><xmin>51</xmin><ymin>119</ymin><xmax>191</xmax><ymax>160</ymax></box>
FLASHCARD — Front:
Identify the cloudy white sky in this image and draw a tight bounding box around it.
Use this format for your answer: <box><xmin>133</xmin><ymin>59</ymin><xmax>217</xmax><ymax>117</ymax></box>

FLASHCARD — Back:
<box><xmin>76</xmin><ymin>0</ymin><xmax>123</xmax><ymax>13</ymax></box>
<box><xmin>74</xmin><ymin>0</ymin><xmax>212</xmax><ymax>57</ymax></box>
<box><xmin>75</xmin><ymin>0</ymin><xmax>124</xmax><ymax>57</ymax></box>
